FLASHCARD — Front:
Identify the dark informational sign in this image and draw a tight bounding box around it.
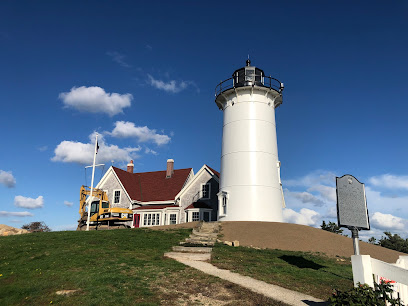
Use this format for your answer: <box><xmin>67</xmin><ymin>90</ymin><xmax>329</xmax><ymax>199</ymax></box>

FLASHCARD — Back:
<box><xmin>336</xmin><ymin>175</ymin><xmax>370</xmax><ymax>230</ymax></box>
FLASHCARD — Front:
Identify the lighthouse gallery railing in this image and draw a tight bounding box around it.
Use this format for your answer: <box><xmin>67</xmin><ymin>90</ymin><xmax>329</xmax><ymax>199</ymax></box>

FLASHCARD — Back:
<box><xmin>215</xmin><ymin>74</ymin><xmax>284</xmax><ymax>98</ymax></box>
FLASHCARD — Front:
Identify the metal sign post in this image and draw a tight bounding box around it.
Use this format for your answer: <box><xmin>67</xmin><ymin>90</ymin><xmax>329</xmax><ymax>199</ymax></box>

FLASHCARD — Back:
<box><xmin>351</xmin><ymin>227</ymin><xmax>360</xmax><ymax>255</ymax></box>
<box><xmin>336</xmin><ymin>175</ymin><xmax>370</xmax><ymax>256</ymax></box>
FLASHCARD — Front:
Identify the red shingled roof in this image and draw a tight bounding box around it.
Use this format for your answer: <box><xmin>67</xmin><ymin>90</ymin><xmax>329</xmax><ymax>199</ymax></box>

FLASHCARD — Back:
<box><xmin>133</xmin><ymin>205</ymin><xmax>179</xmax><ymax>210</ymax></box>
<box><xmin>113</xmin><ymin>167</ymin><xmax>192</xmax><ymax>202</ymax></box>
<box><xmin>206</xmin><ymin>165</ymin><xmax>220</xmax><ymax>178</ymax></box>
<box><xmin>185</xmin><ymin>201</ymin><xmax>212</xmax><ymax>210</ymax></box>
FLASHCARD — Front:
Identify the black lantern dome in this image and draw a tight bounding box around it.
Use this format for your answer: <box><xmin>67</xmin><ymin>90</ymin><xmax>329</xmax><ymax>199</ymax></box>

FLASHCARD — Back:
<box><xmin>215</xmin><ymin>60</ymin><xmax>284</xmax><ymax>100</ymax></box>
<box><xmin>232</xmin><ymin>59</ymin><xmax>266</xmax><ymax>88</ymax></box>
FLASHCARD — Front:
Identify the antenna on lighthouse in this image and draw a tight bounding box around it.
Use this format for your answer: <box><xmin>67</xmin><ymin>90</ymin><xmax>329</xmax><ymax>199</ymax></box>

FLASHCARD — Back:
<box><xmin>215</xmin><ymin>61</ymin><xmax>284</xmax><ymax>222</ymax></box>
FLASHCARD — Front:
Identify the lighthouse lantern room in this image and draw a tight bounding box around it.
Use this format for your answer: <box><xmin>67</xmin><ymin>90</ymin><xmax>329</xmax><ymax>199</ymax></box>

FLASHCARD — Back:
<box><xmin>215</xmin><ymin>60</ymin><xmax>285</xmax><ymax>222</ymax></box>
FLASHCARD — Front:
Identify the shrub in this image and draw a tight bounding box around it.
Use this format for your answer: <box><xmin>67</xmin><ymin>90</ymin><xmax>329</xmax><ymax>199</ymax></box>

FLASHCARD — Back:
<box><xmin>330</xmin><ymin>281</ymin><xmax>402</xmax><ymax>305</ymax></box>
<box><xmin>21</xmin><ymin>221</ymin><xmax>51</xmax><ymax>233</ymax></box>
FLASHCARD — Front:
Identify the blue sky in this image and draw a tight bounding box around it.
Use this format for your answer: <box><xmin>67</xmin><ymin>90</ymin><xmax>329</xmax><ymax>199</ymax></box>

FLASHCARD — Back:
<box><xmin>1</xmin><ymin>1</ymin><xmax>407</xmax><ymax>239</ymax></box>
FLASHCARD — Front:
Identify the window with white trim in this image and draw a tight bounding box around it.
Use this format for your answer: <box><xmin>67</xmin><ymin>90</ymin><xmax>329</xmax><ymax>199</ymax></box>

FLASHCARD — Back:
<box><xmin>113</xmin><ymin>190</ymin><xmax>121</xmax><ymax>204</ymax></box>
<box><xmin>169</xmin><ymin>213</ymin><xmax>177</xmax><ymax>224</ymax></box>
<box><xmin>201</xmin><ymin>183</ymin><xmax>210</xmax><ymax>199</ymax></box>
<box><xmin>143</xmin><ymin>213</ymin><xmax>160</xmax><ymax>226</ymax></box>
<box><xmin>192</xmin><ymin>211</ymin><xmax>200</xmax><ymax>221</ymax></box>
<box><xmin>222</xmin><ymin>196</ymin><xmax>227</xmax><ymax>215</ymax></box>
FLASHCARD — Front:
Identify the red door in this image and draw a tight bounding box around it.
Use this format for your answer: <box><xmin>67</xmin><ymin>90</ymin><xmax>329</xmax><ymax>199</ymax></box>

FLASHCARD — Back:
<box><xmin>134</xmin><ymin>214</ymin><xmax>140</xmax><ymax>228</ymax></box>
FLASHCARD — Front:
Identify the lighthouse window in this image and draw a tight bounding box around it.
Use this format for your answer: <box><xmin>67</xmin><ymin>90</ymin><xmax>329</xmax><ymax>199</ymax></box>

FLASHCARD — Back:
<box><xmin>245</xmin><ymin>68</ymin><xmax>255</xmax><ymax>82</ymax></box>
<box><xmin>222</xmin><ymin>196</ymin><xmax>227</xmax><ymax>215</ymax></box>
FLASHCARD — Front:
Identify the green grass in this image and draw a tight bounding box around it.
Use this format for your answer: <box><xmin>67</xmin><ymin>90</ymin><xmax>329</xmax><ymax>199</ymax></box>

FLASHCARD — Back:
<box><xmin>0</xmin><ymin>228</ymin><xmax>190</xmax><ymax>305</ymax></box>
<box><xmin>211</xmin><ymin>244</ymin><xmax>354</xmax><ymax>300</ymax></box>
<box><xmin>0</xmin><ymin>229</ymin><xmax>283</xmax><ymax>305</ymax></box>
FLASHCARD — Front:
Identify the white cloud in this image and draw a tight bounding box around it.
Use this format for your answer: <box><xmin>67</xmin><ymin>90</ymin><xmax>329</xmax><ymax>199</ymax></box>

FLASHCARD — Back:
<box><xmin>286</xmin><ymin>190</ymin><xmax>324</xmax><ymax>206</ymax></box>
<box><xmin>14</xmin><ymin>196</ymin><xmax>44</xmax><ymax>209</ymax></box>
<box><xmin>145</xmin><ymin>147</ymin><xmax>158</xmax><ymax>155</ymax></box>
<box><xmin>52</xmin><ymin>133</ymin><xmax>141</xmax><ymax>164</ymax></box>
<box><xmin>59</xmin><ymin>86</ymin><xmax>132</xmax><ymax>116</ymax></box>
<box><xmin>308</xmin><ymin>185</ymin><xmax>337</xmax><ymax>203</ymax></box>
<box><xmin>371</xmin><ymin>212</ymin><xmax>406</xmax><ymax>231</ymax></box>
<box><xmin>365</xmin><ymin>186</ymin><xmax>408</xmax><ymax>219</ymax></box>
<box><xmin>323</xmin><ymin>206</ymin><xmax>338</xmax><ymax>219</ymax></box>
<box><xmin>106</xmin><ymin>51</ymin><xmax>131</xmax><ymax>68</ymax></box>
<box><xmin>110</xmin><ymin>121</ymin><xmax>171</xmax><ymax>145</ymax></box>
<box><xmin>369</xmin><ymin>174</ymin><xmax>408</xmax><ymax>190</ymax></box>
<box><xmin>147</xmin><ymin>74</ymin><xmax>191</xmax><ymax>93</ymax></box>
<box><xmin>284</xmin><ymin>171</ymin><xmax>336</xmax><ymax>188</ymax></box>
<box><xmin>64</xmin><ymin>201</ymin><xmax>73</xmax><ymax>207</ymax></box>
<box><xmin>0</xmin><ymin>211</ymin><xmax>34</xmax><ymax>217</ymax></box>
<box><xmin>283</xmin><ymin>208</ymin><xmax>320</xmax><ymax>226</ymax></box>
<box><xmin>0</xmin><ymin>170</ymin><xmax>16</xmax><ymax>188</ymax></box>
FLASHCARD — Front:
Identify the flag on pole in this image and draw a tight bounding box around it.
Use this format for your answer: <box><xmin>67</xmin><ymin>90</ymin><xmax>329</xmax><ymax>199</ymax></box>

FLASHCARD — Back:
<box><xmin>96</xmin><ymin>140</ymin><xmax>99</xmax><ymax>154</ymax></box>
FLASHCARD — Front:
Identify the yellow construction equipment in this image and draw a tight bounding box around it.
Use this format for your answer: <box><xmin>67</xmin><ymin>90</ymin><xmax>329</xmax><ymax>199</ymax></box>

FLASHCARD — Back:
<box><xmin>77</xmin><ymin>185</ymin><xmax>133</xmax><ymax>230</ymax></box>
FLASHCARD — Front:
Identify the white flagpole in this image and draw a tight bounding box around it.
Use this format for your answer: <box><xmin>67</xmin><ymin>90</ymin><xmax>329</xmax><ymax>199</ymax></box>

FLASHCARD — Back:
<box><xmin>86</xmin><ymin>133</ymin><xmax>98</xmax><ymax>231</ymax></box>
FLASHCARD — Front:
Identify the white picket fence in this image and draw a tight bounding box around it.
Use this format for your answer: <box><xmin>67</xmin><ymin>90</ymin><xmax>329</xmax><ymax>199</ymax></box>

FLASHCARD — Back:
<box><xmin>351</xmin><ymin>255</ymin><xmax>408</xmax><ymax>304</ymax></box>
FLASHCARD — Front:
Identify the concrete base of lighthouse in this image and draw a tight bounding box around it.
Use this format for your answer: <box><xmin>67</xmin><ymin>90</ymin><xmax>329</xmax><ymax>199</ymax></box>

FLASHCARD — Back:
<box><xmin>218</xmin><ymin>185</ymin><xmax>283</xmax><ymax>222</ymax></box>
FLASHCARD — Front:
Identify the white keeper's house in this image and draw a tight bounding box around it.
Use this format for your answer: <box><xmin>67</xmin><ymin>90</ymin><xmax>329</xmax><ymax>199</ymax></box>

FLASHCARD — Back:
<box><xmin>95</xmin><ymin>159</ymin><xmax>220</xmax><ymax>228</ymax></box>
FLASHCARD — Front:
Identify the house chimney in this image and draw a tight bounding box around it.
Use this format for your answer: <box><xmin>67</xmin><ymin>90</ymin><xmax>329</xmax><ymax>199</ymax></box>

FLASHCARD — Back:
<box><xmin>166</xmin><ymin>159</ymin><xmax>174</xmax><ymax>178</ymax></box>
<box><xmin>127</xmin><ymin>160</ymin><xmax>134</xmax><ymax>173</ymax></box>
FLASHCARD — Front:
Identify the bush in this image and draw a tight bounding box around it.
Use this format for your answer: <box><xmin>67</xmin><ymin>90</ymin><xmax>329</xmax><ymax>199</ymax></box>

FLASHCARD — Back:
<box><xmin>330</xmin><ymin>281</ymin><xmax>402</xmax><ymax>305</ymax></box>
<box><xmin>21</xmin><ymin>221</ymin><xmax>51</xmax><ymax>233</ymax></box>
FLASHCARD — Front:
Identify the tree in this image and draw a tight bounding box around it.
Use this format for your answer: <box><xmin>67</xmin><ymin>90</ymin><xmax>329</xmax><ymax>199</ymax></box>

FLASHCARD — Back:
<box><xmin>368</xmin><ymin>237</ymin><xmax>377</xmax><ymax>245</ymax></box>
<box><xmin>22</xmin><ymin>221</ymin><xmax>51</xmax><ymax>233</ymax></box>
<box><xmin>320</xmin><ymin>220</ymin><xmax>344</xmax><ymax>235</ymax></box>
<box><xmin>378</xmin><ymin>232</ymin><xmax>408</xmax><ymax>254</ymax></box>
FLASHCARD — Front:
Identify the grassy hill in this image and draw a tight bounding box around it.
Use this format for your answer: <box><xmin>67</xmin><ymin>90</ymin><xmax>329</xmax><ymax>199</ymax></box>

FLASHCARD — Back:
<box><xmin>0</xmin><ymin>228</ymin><xmax>284</xmax><ymax>305</ymax></box>
<box><xmin>4</xmin><ymin>223</ymin><xmax>388</xmax><ymax>304</ymax></box>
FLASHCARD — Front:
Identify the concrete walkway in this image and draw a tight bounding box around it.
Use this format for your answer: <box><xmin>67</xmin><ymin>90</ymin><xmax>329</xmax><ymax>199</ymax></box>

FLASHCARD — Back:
<box><xmin>167</xmin><ymin>254</ymin><xmax>328</xmax><ymax>306</ymax></box>
<box><xmin>165</xmin><ymin>222</ymin><xmax>327</xmax><ymax>305</ymax></box>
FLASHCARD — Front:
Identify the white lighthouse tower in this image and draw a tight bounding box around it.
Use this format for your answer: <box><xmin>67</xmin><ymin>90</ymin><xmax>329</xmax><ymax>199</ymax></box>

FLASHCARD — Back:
<box><xmin>216</xmin><ymin>59</ymin><xmax>285</xmax><ymax>222</ymax></box>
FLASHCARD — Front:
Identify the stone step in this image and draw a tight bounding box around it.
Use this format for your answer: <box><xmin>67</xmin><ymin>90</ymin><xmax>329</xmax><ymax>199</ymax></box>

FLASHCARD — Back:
<box><xmin>185</xmin><ymin>237</ymin><xmax>216</xmax><ymax>243</ymax></box>
<box><xmin>172</xmin><ymin>246</ymin><xmax>212</xmax><ymax>253</ymax></box>
<box><xmin>190</xmin><ymin>233</ymin><xmax>218</xmax><ymax>239</ymax></box>
<box><xmin>192</xmin><ymin>230</ymin><xmax>218</xmax><ymax>236</ymax></box>
<box><xmin>180</xmin><ymin>241</ymin><xmax>215</xmax><ymax>247</ymax></box>
<box><xmin>200</xmin><ymin>224</ymin><xmax>219</xmax><ymax>229</ymax></box>
<box><xmin>164</xmin><ymin>252</ymin><xmax>211</xmax><ymax>261</ymax></box>
<box><xmin>189</xmin><ymin>233</ymin><xmax>217</xmax><ymax>238</ymax></box>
